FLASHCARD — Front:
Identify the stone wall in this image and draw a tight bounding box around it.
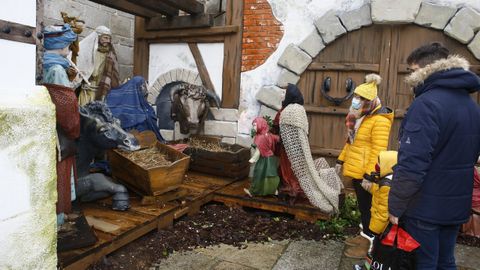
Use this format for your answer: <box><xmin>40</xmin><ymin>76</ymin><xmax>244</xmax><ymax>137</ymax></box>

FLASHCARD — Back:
<box><xmin>43</xmin><ymin>0</ymin><xmax>135</xmax><ymax>81</ymax></box>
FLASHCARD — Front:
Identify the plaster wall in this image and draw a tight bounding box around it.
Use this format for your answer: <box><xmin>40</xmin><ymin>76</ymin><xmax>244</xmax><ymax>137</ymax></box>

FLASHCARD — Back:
<box><xmin>0</xmin><ymin>87</ymin><xmax>57</xmax><ymax>269</ymax></box>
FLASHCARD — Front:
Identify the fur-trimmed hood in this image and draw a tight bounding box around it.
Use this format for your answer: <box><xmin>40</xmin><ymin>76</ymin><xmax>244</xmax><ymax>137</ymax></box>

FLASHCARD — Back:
<box><xmin>405</xmin><ymin>55</ymin><xmax>470</xmax><ymax>87</ymax></box>
<box><xmin>405</xmin><ymin>55</ymin><xmax>480</xmax><ymax>97</ymax></box>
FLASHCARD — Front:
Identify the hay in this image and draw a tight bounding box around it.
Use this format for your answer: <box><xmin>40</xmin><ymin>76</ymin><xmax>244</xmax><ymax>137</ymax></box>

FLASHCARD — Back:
<box><xmin>187</xmin><ymin>137</ymin><xmax>231</xmax><ymax>152</ymax></box>
<box><xmin>120</xmin><ymin>147</ymin><xmax>172</xmax><ymax>169</ymax></box>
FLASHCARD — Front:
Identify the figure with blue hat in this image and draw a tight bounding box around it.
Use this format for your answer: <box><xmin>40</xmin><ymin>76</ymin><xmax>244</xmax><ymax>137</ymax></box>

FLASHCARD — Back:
<box><xmin>42</xmin><ymin>23</ymin><xmax>80</xmax><ymax>225</ymax></box>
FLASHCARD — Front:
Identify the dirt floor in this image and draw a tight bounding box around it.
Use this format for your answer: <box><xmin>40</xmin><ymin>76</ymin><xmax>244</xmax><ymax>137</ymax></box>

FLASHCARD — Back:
<box><xmin>89</xmin><ymin>203</ymin><xmax>480</xmax><ymax>270</ymax></box>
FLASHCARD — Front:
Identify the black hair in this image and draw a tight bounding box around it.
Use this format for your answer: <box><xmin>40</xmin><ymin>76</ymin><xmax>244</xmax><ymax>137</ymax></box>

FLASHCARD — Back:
<box><xmin>282</xmin><ymin>83</ymin><xmax>304</xmax><ymax>108</ymax></box>
<box><xmin>406</xmin><ymin>42</ymin><xmax>450</xmax><ymax>67</ymax></box>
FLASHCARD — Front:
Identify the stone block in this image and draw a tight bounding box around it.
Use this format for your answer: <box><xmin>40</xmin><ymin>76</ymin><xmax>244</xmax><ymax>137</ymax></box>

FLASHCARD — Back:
<box><xmin>187</xmin><ymin>70</ymin><xmax>198</xmax><ymax>84</ymax></box>
<box><xmin>259</xmin><ymin>105</ymin><xmax>278</xmax><ymax>120</ymax></box>
<box><xmin>236</xmin><ymin>134</ymin><xmax>254</xmax><ymax>148</ymax></box>
<box><xmin>118</xmin><ymin>64</ymin><xmax>133</xmax><ymax>82</ymax></box>
<box><xmin>445</xmin><ymin>7</ymin><xmax>480</xmax><ymax>44</ymax></box>
<box><xmin>298</xmin><ymin>30</ymin><xmax>325</xmax><ymax>58</ymax></box>
<box><xmin>203</xmin><ymin>120</ymin><xmax>238</xmax><ymax>137</ymax></box>
<box><xmin>45</xmin><ymin>0</ymin><xmax>85</xmax><ymax>21</ymax></box>
<box><xmin>115</xmin><ymin>45</ymin><xmax>134</xmax><ymax>66</ymax></box>
<box><xmin>193</xmin><ymin>74</ymin><xmax>203</xmax><ymax>85</ymax></box>
<box><xmin>85</xmin><ymin>4</ymin><xmax>111</xmax><ymax>28</ymax></box>
<box><xmin>314</xmin><ymin>11</ymin><xmax>347</xmax><ymax>44</ymax></box>
<box><xmin>468</xmin><ymin>32</ymin><xmax>480</xmax><ymax>60</ymax></box>
<box><xmin>371</xmin><ymin>0</ymin><xmax>422</xmax><ymax>24</ymax></box>
<box><xmin>414</xmin><ymin>2</ymin><xmax>457</xmax><ymax>30</ymax></box>
<box><xmin>113</xmin><ymin>36</ymin><xmax>134</xmax><ymax>47</ymax></box>
<box><xmin>169</xmin><ymin>69</ymin><xmax>178</xmax><ymax>82</ymax></box>
<box><xmin>277</xmin><ymin>44</ymin><xmax>312</xmax><ymax>75</ymax></box>
<box><xmin>276</xmin><ymin>68</ymin><xmax>300</xmax><ymax>88</ymax></box>
<box><xmin>209</xmin><ymin>108</ymin><xmax>239</xmax><ymax>122</ymax></box>
<box><xmin>160</xmin><ymin>129</ymin><xmax>174</xmax><ymax>141</ymax></box>
<box><xmin>110</xmin><ymin>14</ymin><xmax>132</xmax><ymax>37</ymax></box>
<box><xmin>338</xmin><ymin>4</ymin><xmax>372</xmax><ymax>31</ymax></box>
<box><xmin>255</xmin><ymin>85</ymin><xmax>286</xmax><ymax>111</ymax></box>
<box><xmin>221</xmin><ymin>137</ymin><xmax>236</xmax><ymax>145</ymax></box>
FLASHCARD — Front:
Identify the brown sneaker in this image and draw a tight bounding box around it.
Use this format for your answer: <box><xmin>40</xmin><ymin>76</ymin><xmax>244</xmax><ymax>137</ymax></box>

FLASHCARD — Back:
<box><xmin>344</xmin><ymin>235</ymin><xmax>370</xmax><ymax>247</ymax></box>
<box><xmin>344</xmin><ymin>244</ymin><xmax>369</xmax><ymax>259</ymax></box>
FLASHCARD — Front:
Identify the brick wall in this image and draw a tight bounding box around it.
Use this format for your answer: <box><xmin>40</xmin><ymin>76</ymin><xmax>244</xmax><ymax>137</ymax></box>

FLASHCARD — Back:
<box><xmin>241</xmin><ymin>0</ymin><xmax>284</xmax><ymax>72</ymax></box>
<box><xmin>43</xmin><ymin>0</ymin><xmax>134</xmax><ymax>81</ymax></box>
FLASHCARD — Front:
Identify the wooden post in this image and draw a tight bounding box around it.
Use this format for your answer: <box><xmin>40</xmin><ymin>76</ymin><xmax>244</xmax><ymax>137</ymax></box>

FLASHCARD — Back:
<box><xmin>133</xmin><ymin>17</ymin><xmax>150</xmax><ymax>78</ymax></box>
<box><xmin>221</xmin><ymin>0</ymin><xmax>243</xmax><ymax>108</ymax></box>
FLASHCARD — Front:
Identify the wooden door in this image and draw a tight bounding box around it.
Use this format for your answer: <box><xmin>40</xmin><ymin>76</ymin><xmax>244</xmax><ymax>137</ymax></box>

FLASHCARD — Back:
<box><xmin>298</xmin><ymin>24</ymin><xmax>480</xmax><ymax>158</ymax></box>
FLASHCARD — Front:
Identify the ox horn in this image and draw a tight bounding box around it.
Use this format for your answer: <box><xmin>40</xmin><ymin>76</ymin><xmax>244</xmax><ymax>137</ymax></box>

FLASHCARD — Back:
<box><xmin>205</xmin><ymin>90</ymin><xmax>221</xmax><ymax>108</ymax></box>
<box><xmin>169</xmin><ymin>83</ymin><xmax>185</xmax><ymax>102</ymax></box>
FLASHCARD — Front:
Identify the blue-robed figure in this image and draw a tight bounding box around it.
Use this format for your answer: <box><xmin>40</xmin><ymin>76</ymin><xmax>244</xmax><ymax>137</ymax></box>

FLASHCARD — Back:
<box><xmin>105</xmin><ymin>76</ymin><xmax>164</xmax><ymax>142</ymax></box>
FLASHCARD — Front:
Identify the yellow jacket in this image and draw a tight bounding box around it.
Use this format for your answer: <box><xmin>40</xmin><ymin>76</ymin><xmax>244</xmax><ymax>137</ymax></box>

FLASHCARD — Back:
<box><xmin>338</xmin><ymin>106</ymin><xmax>394</xmax><ymax>179</ymax></box>
<box><xmin>367</xmin><ymin>151</ymin><xmax>398</xmax><ymax>234</ymax></box>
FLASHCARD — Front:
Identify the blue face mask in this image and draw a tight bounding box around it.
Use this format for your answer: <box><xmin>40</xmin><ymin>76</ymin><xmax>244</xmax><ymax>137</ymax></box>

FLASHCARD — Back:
<box><xmin>351</xmin><ymin>97</ymin><xmax>362</xmax><ymax>110</ymax></box>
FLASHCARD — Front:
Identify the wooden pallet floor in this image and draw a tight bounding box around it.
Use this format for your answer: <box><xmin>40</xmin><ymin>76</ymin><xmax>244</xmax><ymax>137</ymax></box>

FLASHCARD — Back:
<box><xmin>58</xmin><ymin>172</ymin><xmax>238</xmax><ymax>270</ymax></box>
<box><xmin>212</xmin><ymin>178</ymin><xmax>333</xmax><ymax>223</ymax></box>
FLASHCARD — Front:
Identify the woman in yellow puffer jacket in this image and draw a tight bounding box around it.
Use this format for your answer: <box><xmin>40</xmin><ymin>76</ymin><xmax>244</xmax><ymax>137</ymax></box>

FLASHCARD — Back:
<box><xmin>336</xmin><ymin>74</ymin><xmax>394</xmax><ymax>259</ymax></box>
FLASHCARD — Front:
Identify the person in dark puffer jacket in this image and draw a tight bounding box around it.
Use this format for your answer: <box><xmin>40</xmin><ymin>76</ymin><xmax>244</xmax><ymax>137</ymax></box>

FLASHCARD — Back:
<box><xmin>388</xmin><ymin>42</ymin><xmax>480</xmax><ymax>269</ymax></box>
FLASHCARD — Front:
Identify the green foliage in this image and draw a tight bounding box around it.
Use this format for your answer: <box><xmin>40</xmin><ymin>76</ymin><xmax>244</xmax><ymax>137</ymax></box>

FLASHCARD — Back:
<box><xmin>316</xmin><ymin>193</ymin><xmax>361</xmax><ymax>236</ymax></box>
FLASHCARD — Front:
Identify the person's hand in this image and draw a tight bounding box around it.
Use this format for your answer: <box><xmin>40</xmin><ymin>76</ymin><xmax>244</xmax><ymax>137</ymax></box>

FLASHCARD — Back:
<box><xmin>389</xmin><ymin>214</ymin><xmax>399</xmax><ymax>225</ymax></box>
<box><xmin>361</xmin><ymin>179</ymin><xmax>372</xmax><ymax>191</ymax></box>
<box><xmin>335</xmin><ymin>164</ymin><xmax>342</xmax><ymax>175</ymax></box>
<box><xmin>66</xmin><ymin>66</ymin><xmax>78</xmax><ymax>81</ymax></box>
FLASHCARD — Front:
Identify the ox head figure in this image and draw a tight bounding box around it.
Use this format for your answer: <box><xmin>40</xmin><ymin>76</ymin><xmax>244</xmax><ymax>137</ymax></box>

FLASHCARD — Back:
<box><xmin>170</xmin><ymin>83</ymin><xmax>221</xmax><ymax>134</ymax></box>
<box><xmin>80</xmin><ymin>101</ymin><xmax>140</xmax><ymax>151</ymax></box>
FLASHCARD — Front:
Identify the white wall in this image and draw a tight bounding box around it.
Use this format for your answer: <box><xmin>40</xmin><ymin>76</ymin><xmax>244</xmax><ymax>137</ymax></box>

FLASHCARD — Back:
<box><xmin>148</xmin><ymin>43</ymin><xmax>225</xmax><ymax>99</ymax></box>
<box><xmin>0</xmin><ymin>87</ymin><xmax>58</xmax><ymax>269</ymax></box>
<box><xmin>237</xmin><ymin>0</ymin><xmax>480</xmax><ymax>134</ymax></box>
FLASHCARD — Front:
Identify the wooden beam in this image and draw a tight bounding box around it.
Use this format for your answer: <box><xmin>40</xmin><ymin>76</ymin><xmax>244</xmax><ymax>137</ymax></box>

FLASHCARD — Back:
<box><xmin>188</xmin><ymin>43</ymin><xmax>215</xmax><ymax>91</ymax></box>
<box><xmin>36</xmin><ymin>0</ymin><xmax>44</xmax><ymax>83</ymax></box>
<box><xmin>133</xmin><ymin>17</ymin><xmax>150</xmax><ymax>78</ymax></box>
<box><xmin>304</xmin><ymin>105</ymin><xmax>349</xmax><ymax>115</ymax></box>
<box><xmin>88</xmin><ymin>0</ymin><xmax>159</xmax><ymax>17</ymax></box>
<box><xmin>146</xmin><ymin>14</ymin><xmax>213</xmax><ymax>30</ymax></box>
<box><xmin>310</xmin><ymin>146</ymin><xmax>341</xmax><ymax>158</ymax></box>
<box><xmin>137</xmin><ymin>25</ymin><xmax>238</xmax><ymax>39</ymax></box>
<box><xmin>308</xmin><ymin>63</ymin><xmax>380</xmax><ymax>72</ymax></box>
<box><xmin>126</xmin><ymin>0</ymin><xmax>179</xmax><ymax>16</ymax></box>
<box><xmin>0</xmin><ymin>19</ymin><xmax>36</xmax><ymax>44</ymax></box>
<box><xmin>159</xmin><ymin>0</ymin><xmax>205</xmax><ymax>15</ymax></box>
<box><xmin>221</xmin><ymin>0</ymin><xmax>243</xmax><ymax>108</ymax></box>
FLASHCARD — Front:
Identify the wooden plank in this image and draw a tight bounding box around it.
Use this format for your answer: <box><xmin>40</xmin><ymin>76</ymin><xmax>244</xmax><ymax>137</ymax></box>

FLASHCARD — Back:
<box><xmin>398</xmin><ymin>63</ymin><xmax>480</xmax><ymax>74</ymax></box>
<box><xmin>310</xmin><ymin>146</ymin><xmax>341</xmax><ymax>158</ymax></box>
<box><xmin>308</xmin><ymin>63</ymin><xmax>380</xmax><ymax>72</ymax></box>
<box><xmin>85</xmin><ymin>216</ymin><xmax>121</xmax><ymax>233</ymax></box>
<box><xmin>126</xmin><ymin>0</ymin><xmax>179</xmax><ymax>16</ymax></box>
<box><xmin>137</xmin><ymin>25</ymin><xmax>239</xmax><ymax>39</ymax></box>
<box><xmin>188</xmin><ymin>43</ymin><xmax>216</xmax><ymax>91</ymax></box>
<box><xmin>146</xmin><ymin>35</ymin><xmax>225</xmax><ymax>43</ymax></box>
<box><xmin>159</xmin><ymin>0</ymin><xmax>205</xmax><ymax>15</ymax></box>
<box><xmin>133</xmin><ymin>17</ymin><xmax>150</xmax><ymax>78</ymax></box>
<box><xmin>304</xmin><ymin>105</ymin><xmax>349</xmax><ymax>115</ymax></box>
<box><xmin>146</xmin><ymin>14</ymin><xmax>213</xmax><ymax>30</ymax></box>
<box><xmin>0</xmin><ymin>19</ymin><xmax>36</xmax><ymax>44</ymax></box>
<box><xmin>88</xmin><ymin>0</ymin><xmax>159</xmax><ymax>17</ymax></box>
<box><xmin>213</xmin><ymin>179</ymin><xmax>332</xmax><ymax>222</ymax></box>
<box><xmin>221</xmin><ymin>0</ymin><xmax>243</xmax><ymax>108</ymax></box>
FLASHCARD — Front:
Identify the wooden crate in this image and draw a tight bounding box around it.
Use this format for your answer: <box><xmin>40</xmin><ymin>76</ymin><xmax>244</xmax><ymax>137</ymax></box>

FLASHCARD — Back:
<box><xmin>176</xmin><ymin>135</ymin><xmax>250</xmax><ymax>180</ymax></box>
<box><xmin>108</xmin><ymin>142</ymin><xmax>190</xmax><ymax>196</ymax></box>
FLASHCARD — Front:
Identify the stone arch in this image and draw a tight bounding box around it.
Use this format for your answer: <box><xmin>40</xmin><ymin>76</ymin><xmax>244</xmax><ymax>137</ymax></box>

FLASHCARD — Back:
<box><xmin>274</xmin><ymin>2</ymin><xmax>480</xmax><ymax>90</ymax></box>
<box><xmin>147</xmin><ymin>68</ymin><xmax>202</xmax><ymax>104</ymax></box>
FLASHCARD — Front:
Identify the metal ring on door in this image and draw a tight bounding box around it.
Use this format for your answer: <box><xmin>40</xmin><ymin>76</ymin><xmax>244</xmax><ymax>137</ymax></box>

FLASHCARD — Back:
<box><xmin>321</xmin><ymin>77</ymin><xmax>356</xmax><ymax>106</ymax></box>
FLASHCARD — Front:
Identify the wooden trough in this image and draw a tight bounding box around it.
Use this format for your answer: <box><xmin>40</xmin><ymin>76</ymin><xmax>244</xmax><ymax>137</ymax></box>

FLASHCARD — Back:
<box><xmin>108</xmin><ymin>136</ymin><xmax>190</xmax><ymax>197</ymax></box>
<box><xmin>174</xmin><ymin>135</ymin><xmax>251</xmax><ymax>180</ymax></box>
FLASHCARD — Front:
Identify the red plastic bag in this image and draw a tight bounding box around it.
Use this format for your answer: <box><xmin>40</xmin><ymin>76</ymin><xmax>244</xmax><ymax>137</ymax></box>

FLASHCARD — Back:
<box><xmin>368</xmin><ymin>224</ymin><xmax>420</xmax><ymax>270</ymax></box>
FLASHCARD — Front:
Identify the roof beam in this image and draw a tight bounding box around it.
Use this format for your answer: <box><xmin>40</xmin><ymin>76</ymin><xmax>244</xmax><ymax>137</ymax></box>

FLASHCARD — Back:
<box><xmin>88</xmin><ymin>0</ymin><xmax>158</xmax><ymax>17</ymax></box>
<box><xmin>160</xmin><ymin>0</ymin><xmax>205</xmax><ymax>15</ymax></box>
<box><xmin>146</xmin><ymin>14</ymin><xmax>213</xmax><ymax>30</ymax></box>
<box><xmin>125</xmin><ymin>0</ymin><xmax>179</xmax><ymax>17</ymax></box>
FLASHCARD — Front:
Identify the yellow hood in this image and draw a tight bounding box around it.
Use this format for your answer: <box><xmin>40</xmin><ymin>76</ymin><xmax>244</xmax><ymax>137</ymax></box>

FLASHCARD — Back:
<box><xmin>378</xmin><ymin>151</ymin><xmax>397</xmax><ymax>177</ymax></box>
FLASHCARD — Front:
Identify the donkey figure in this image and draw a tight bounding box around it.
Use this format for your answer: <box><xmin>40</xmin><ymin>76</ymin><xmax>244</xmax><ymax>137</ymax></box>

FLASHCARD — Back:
<box><xmin>76</xmin><ymin>101</ymin><xmax>140</xmax><ymax>211</ymax></box>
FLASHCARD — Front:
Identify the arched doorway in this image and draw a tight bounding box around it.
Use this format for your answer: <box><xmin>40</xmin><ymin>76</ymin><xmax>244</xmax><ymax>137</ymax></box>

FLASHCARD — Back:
<box><xmin>297</xmin><ymin>24</ymin><xmax>480</xmax><ymax>157</ymax></box>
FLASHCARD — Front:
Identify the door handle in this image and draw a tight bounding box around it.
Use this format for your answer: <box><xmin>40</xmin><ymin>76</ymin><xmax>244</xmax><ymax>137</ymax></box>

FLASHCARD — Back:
<box><xmin>321</xmin><ymin>77</ymin><xmax>356</xmax><ymax>106</ymax></box>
